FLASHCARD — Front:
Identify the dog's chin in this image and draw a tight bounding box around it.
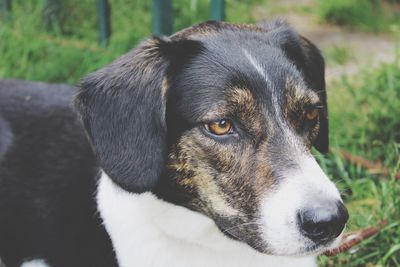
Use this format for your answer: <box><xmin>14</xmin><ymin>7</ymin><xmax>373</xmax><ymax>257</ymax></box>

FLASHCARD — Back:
<box><xmin>256</xmin><ymin>233</ymin><xmax>345</xmax><ymax>257</ymax></box>
<box><xmin>261</xmin><ymin>245</ymin><xmax>327</xmax><ymax>258</ymax></box>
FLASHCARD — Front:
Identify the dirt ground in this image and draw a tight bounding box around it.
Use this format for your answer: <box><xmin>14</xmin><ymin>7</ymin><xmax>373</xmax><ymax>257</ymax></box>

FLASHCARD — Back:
<box><xmin>286</xmin><ymin>14</ymin><xmax>397</xmax><ymax>83</ymax></box>
<box><xmin>252</xmin><ymin>0</ymin><xmax>398</xmax><ymax>83</ymax></box>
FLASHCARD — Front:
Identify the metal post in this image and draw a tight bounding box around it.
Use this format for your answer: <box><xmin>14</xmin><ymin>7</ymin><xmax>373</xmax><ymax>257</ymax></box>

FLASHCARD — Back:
<box><xmin>43</xmin><ymin>0</ymin><xmax>60</xmax><ymax>31</ymax></box>
<box><xmin>152</xmin><ymin>0</ymin><xmax>173</xmax><ymax>36</ymax></box>
<box><xmin>0</xmin><ymin>0</ymin><xmax>11</xmax><ymax>19</ymax></box>
<box><xmin>1</xmin><ymin>0</ymin><xmax>11</xmax><ymax>12</ymax></box>
<box><xmin>97</xmin><ymin>0</ymin><xmax>111</xmax><ymax>46</ymax></box>
<box><xmin>211</xmin><ymin>0</ymin><xmax>225</xmax><ymax>21</ymax></box>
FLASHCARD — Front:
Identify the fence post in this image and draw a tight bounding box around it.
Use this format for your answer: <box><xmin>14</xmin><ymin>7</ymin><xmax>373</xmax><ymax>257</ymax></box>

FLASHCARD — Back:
<box><xmin>97</xmin><ymin>0</ymin><xmax>111</xmax><ymax>46</ymax></box>
<box><xmin>152</xmin><ymin>0</ymin><xmax>173</xmax><ymax>36</ymax></box>
<box><xmin>211</xmin><ymin>0</ymin><xmax>225</xmax><ymax>21</ymax></box>
<box><xmin>43</xmin><ymin>0</ymin><xmax>60</xmax><ymax>31</ymax></box>
<box><xmin>1</xmin><ymin>0</ymin><xmax>11</xmax><ymax>13</ymax></box>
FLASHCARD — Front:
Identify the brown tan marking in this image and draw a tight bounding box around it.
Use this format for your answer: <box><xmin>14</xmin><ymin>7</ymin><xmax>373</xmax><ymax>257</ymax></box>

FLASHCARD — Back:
<box><xmin>165</xmin><ymin>87</ymin><xmax>276</xmax><ymax>223</ymax></box>
<box><xmin>284</xmin><ymin>76</ymin><xmax>321</xmax><ymax>133</ymax></box>
<box><xmin>161</xmin><ymin>77</ymin><xmax>169</xmax><ymax>97</ymax></box>
<box><xmin>226</xmin><ymin>87</ymin><xmax>265</xmax><ymax>140</ymax></box>
<box><xmin>167</xmin><ymin>131</ymin><xmax>242</xmax><ymax>217</ymax></box>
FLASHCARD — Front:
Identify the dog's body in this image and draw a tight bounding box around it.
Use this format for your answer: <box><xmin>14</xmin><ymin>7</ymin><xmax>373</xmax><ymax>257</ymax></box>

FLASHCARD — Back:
<box><xmin>0</xmin><ymin>80</ymin><xmax>117</xmax><ymax>267</ymax></box>
<box><xmin>0</xmin><ymin>21</ymin><xmax>348</xmax><ymax>267</ymax></box>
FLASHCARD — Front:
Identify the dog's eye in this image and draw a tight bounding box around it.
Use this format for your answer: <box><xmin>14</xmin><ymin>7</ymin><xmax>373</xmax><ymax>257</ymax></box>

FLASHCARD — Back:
<box><xmin>305</xmin><ymin>108</ymin><xmax>319</xmax><ymax>121</ymax></box>
<box><xmin>204</xmin><ymin>119</ymin><xmax>233</xmax><ymax>136</ymax></box>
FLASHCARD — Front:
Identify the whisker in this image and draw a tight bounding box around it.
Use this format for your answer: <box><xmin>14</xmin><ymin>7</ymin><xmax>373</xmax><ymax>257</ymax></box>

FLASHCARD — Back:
<box><xmin>222</xmin><ymin>221</ymin><xmax>263</xmax><ymax>234</ymax></box>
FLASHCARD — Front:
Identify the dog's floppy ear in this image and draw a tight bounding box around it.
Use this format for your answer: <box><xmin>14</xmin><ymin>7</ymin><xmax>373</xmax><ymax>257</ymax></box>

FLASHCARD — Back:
<box><xmin>75</xmin><ymin>37</ymin><xmax>201</xmax><ymax>192</ymax></box>
<box><xmin>264</xmin><ymin>22</ymin><xmax>329</xmax><ymax>153</ymax></box>
<box><xmin>296</xmin><ymin>37</ymin><xmax>328</xmax><ymax>153</ymax></box>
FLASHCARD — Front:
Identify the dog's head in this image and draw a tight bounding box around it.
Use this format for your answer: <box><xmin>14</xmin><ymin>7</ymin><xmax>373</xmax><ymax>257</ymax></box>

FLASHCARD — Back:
<box><xmin>76</xmin><ymin>20</ymin><xmax>348</xmax><ymax>256</ymax></box>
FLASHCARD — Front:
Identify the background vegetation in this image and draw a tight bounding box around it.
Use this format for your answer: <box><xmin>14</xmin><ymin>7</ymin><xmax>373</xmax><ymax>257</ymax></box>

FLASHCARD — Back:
<box><xmin>1</xmin><ymin>0</ymin><xmax>399</xmax><ymax>266</ymax></box>
<box><xmin>317</xmin><ymin>0</ymin><xmax>400</xmax><ymax>32</ymax></box>
<box><xmin>0</xmin><ymin>0</ymin><xmax>260</xmax><ymax>83</ymax></box>
<box><xmin>317</xmin><ymin>61</ymin><xmax>400</xmax><ymax>266</ymax></box>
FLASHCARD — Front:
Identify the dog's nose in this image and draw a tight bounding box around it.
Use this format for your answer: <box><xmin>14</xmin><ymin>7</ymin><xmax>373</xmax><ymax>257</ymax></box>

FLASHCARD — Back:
<box><xmin>298</xmin><ymin>201</ymin><xmax>349</xmax><ymax>243</ymax></box>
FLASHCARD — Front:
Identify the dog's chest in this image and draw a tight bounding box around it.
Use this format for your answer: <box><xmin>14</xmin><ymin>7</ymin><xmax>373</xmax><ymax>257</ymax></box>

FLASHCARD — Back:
<box><xmin>96</xmin><ymin>172</ymin><xmax>316</xmax><ymax>267</ymax></box>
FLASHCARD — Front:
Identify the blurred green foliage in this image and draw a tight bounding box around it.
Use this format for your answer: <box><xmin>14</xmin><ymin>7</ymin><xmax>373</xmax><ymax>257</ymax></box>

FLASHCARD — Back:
<box><xmin>329</xmin><ymin>60</ymin><xmax>400</xmax><ymax>165</ymax></box>
<box><xmin>317</xmin><ymin>0</ymin><xmax>400</xmax><ymax>32</ymax></box>
<box><xmin>0</xmin><ymin>0</ymin><xmax>261</xmax><ymax>84</ymax></box>
<box><xmin>317</xmin><ymin>59</ymin><xmax>400</xmax><ymax>266</ymax></box>
<box><xmin>325</xmin><ymin>45</ymin><xmax>353</xmax><ymax>65</ymax></box>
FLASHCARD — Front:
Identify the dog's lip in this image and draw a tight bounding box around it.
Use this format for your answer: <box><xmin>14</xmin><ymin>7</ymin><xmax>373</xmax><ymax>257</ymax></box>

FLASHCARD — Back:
<box><xmin>281</xmin><ymin>236</ymin><xmax>342</xmax><ymax>257</ymax></box>
<box><xmin>257</xmin><ymin>238</ymin><xmax>336</xmax><ymax>257</ymax></box>
<box><xmin>301</xmin><ymin>227</ymin><xmax>346</xmax><ymax>254</ymax></box>
<box><xmin>263</xmin><ymin>244</ymin><xmax>325</xmax><ymax>257</ymax></box>
<box><xmin>286</xmin><ymin>244</ymin><xmax>330</xmax><ymax>257</ymax></box>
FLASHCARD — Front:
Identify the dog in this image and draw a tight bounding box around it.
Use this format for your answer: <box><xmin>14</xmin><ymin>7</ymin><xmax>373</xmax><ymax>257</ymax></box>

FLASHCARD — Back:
<box><xmin>0</xmin><ymin>20</ymin><xmax>348</xmax><ymax>267</ymax></box>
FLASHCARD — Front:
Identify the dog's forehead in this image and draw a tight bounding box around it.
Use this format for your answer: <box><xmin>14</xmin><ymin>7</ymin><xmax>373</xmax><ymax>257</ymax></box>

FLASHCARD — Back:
<box><xmin>170</xmin><ymin>31</ymin><xmax>315</xmax><ymax>121</ymax></box>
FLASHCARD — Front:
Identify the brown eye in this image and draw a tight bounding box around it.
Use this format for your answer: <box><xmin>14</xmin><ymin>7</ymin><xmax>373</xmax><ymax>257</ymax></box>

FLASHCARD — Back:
<box><xmin>306</xmin><ymin>109</ymin><xmax>319</xmax><ymax>121</ymax></box>
<box><xmin>205</xmin><ymin>119</ymin><xmax>233</xmax><ymax>135</ymax></box>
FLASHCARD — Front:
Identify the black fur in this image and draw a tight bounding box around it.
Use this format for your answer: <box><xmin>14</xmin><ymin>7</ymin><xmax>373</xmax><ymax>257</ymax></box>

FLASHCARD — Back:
<box><xmin>0</xmin><ymin>80</ymin><xmax>117</xmax><ymax>267</ymax></box>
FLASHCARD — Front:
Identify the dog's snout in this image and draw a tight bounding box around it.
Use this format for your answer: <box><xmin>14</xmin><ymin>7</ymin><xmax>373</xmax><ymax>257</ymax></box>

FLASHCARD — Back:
<box><xmin>298</xmin><ymin>201</ymin><xmax>349</xmax><ymax>243</ymax></box>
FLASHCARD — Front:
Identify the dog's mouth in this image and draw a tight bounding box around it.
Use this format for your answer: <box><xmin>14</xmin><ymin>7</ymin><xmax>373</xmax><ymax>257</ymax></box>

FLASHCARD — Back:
<box><xmin>216</xmin><ymin>211</ymin><xmax>347</xmax><ymax>257</ymax></box>
<box><xmin>222</xmin><ymin>225</ymin><xmax>345</xmax><ymax>257</ymax></box>
<box><xmin>278</xmin><ymin>231</ymin><xmax>345</xmax><ymax>257</ymax></box>
<box><xmin>304</xmin><ymin>240</ymin><xmax>339</xmax><ymax>255</ymax></box>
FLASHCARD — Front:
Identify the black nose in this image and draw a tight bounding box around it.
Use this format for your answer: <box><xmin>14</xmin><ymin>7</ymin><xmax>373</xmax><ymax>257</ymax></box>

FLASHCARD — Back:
<box><xmin>298</xmin><ymin>201</ymin><xmax>349</xmax><ymax>243</ymax></box>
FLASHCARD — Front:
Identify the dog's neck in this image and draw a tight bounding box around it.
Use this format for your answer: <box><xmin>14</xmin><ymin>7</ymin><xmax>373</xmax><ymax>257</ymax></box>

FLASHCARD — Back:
<box><xmin>96</xmin><ymin>171</ymin><xmax>316</xmax><ymax>267</ymax></box>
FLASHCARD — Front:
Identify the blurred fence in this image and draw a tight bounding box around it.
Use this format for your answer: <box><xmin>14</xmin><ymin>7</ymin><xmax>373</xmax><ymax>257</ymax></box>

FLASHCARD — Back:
<box><xmin>0</xmin><ymin>0</ymin><xmax>225</xmax><ymax>45</ymax></box>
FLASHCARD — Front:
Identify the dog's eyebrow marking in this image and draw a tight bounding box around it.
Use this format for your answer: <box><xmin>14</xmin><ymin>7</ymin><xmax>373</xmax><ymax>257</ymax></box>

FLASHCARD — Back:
<box><xmin>242</xmin><ymin>48</ymin><xmax>269</xmax><ymax>83</ymax></box>
<box><xmin>229</xmin><ymin>87</ymin><xmax>256</xmax><ymax>110</ymax></box>
<box><xmin>285</xmin><ymin>76</ymin><xmax>319</xmax><ymax>104</ymax></box>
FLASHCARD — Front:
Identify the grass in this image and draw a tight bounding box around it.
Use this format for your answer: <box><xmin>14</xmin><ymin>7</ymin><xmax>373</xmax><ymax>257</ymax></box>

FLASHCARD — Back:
<box><xmin>0</xmin><ymin>0</ymin><xmax>262</xmax><ymax>84</ymax></box>
<box><xmin>316</xmin><ymin>0</ymin><xmax>400</xmax><ymax>32</ymax></box>
<box><xmin>316</xmin><ymin>59</ymin><xmax>400</xmax><ymax>266</ymax></box>
<box><xmin>329</xmin><ymin>60</ymin><xmax>400</xmax><ymax>163</ymax></box>
<box><xmin>325</xmin><ymin>45</ymin><xmax>354</xmax><ymax>66</ymax></box>
<box><xmin>1</xmin><ymin>0</ymin><xmax>400</xmax><ymax>266</ymax></box>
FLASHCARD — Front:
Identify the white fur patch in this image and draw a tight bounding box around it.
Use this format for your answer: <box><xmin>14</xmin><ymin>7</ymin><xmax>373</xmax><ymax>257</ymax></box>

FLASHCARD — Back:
<box><xmin>20</xmin><ymin>259</ymin><xmax>50</xmax><ymax>267</ymax></box>
<box><xmin>242</xmin><ymin>48</ymin><xmax>269</xmax><ymax>82</ymax></box>
<box><xmin>97</xmin><ymin>171</ymin><xmax>317</xmax><ymax>267</ymax></box>
<box><xmin>261</xmin><ymin>155</ymin><xmax>343</xmax><ymax>255</ymax></box>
